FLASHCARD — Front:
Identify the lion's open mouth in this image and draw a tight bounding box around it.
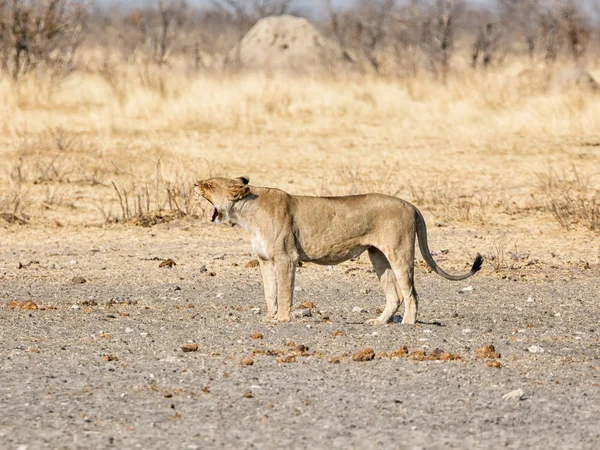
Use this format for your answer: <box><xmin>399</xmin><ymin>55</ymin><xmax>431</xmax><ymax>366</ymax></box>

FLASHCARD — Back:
<box><xmin>210</xmin><ymin>206</ymin><xmax>218</xmax><ymax>222</ymax></box>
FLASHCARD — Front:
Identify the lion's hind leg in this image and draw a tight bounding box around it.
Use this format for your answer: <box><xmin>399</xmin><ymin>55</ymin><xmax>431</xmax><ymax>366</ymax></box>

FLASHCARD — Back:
<box><xmin>390</xmin><ymin>255</ymin><xmax>418</xmax><ymax>325</ymax></box>
<box><xmin>366</xmin><ymin>248</ymin><xmax>402</xmax><ymax>325</ymax></box>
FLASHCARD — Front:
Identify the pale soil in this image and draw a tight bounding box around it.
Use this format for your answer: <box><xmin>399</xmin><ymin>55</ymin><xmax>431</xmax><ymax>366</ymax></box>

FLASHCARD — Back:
<box><xmin>1</xmin><ymin>223</ymin><xmax>599</xmax><ymax>449</ymax></box>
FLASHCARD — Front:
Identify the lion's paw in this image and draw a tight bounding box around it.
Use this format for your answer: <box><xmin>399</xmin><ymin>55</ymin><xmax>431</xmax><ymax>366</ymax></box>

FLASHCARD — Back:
<box><xmin>365</xmin><ymin>318</ymin><xmax>385</xmax><ymax>325</ymax></box>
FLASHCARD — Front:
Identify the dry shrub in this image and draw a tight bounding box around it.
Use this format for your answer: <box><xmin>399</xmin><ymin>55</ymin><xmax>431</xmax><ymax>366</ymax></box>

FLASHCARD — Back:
<box><xmin>0</xmin><ymin>180</ymin><xmax>29</xmax><ymax>223</ymax></box>
<box><xmin>108</xmin><ymin>172</ymin><xmax>201</xmax><ymax>226</ymax></box>
<box><xmin>538</xmin><ymin>167</ymin><xmax>600</xmax><ymax>231</ymax></box>
<box><xmin>408</xmin><ymin>181</ymin><xmax>504</xmax><ymax>224</ymax></box>
<box><xmin>0</xmin><ymin>0</ymin><xmax>87</xmax><ymax>81</ymax></box>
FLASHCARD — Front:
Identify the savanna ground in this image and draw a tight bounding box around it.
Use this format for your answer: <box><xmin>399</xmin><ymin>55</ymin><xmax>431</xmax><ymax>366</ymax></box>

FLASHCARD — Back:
<box><xmin>1</xmin><ymin>61</ymin><xmax>600</xmax><ymax>449</ymax></box>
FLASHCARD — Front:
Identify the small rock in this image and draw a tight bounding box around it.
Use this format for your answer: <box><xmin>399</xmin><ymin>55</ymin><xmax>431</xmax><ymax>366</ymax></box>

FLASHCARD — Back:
<box><xmin>125</xmin><ymin>327</ymin><xmax>134</xmax><ymax>333</ymax></box>
<box><xmin>410</xmin><ymin>350</ymin><xmax>428</xmax><ymax>361</ymax></box>
<box><xmin>352</xmin><ymin>348</ymin><xmax>375</xmax><ymax>362</ymax></box>
<box><xmin>294</xmin><ymin>286</ymin><xmax>303</xmax><ymax>292</ymax></box>
<box><xmin>181</xmin><ymin>343</ymin><xmax>199</xmax><ymax>352</ymax></box>
<box><xmin>487</xmin><ymin>360</ymin><xmax>502</xmax><ymax>368</ymax></box>
<box><xmin>277</xmin><ymin>355</ymin><xmax>296</xmax><ymax>363</ymax></box>
<box><xmin>71</xmin><ymin>305</ymin><xmax>81</xmax><ymax>310</ymax></box>
<box><xmin>298</xmin><ymin>301</ymin><xmax>316</xmax><ymax>309</ymax></box>
<box><xmin>460</xmin><ymin>286</ymin><xmax>473</xmax><ymax>293</ymax></box>
<box><xmin>242</xmin><ymin>391</ymin><xmax>253</xmax><ymax>398</ymax></box>
<box><xmin>71</xmin><ymin>276</ymin><xmax>87</xmax><ymax>284</ymax></box>
<box><xmin>159</xmin><ymin>259</ymin><xmax>176</xmax><ymax>268</ymax></box>
<box><xmin>70</xmin><ymin>260</ymin><xmax>78</xmax><ymax>265</ymax></box>
<box><xmin>239</xmin><ymin>357</ymin><xmax>254</xmax><ymax>366</ymax></box>
<box><xmin>527</xmin><ymin>297</ymin><xmax>535</xmax><ymax>303</ymax></box>
<box><xmin>388</xmin><ymin>345</ymin><xmax>409</xmax><ymax>358</ymax></box>
<box><xmin>476</xmin><ymin>344</ymin><xmax>501</xmax><ymax>359</ymax></box>
<box><xmin>245</xmin><ymin>259</ymin><xmax>259</xmax><ymax>268</ymax></box>
<box><xmin>251</xmin><ymin>307</ymin><xmax>261</xmax><ymax>314</ymax></box>
<box><xmin>352</xmin><ymin>306</ymin><xmax>367</xmax><ymax>313</ymax></box>
<box><xmin>292</xmin><ymin>308</ymin><xmax>312</xmax><ymax>318</ymax></box>
<box><xmin>528</xmin><ymin>345</ymin><xmax>544</xmax><ymax>354</ymax></box>
<box><xmin>251</xmin><ymin>332</ymin><xmax>263</xmax><ymax>340</ymax></box>
<box><xmin>102</xmin><ymin>354</ymin><xmax>119</xmax><ymax>362</ymax></box>
<box><xmin>502</xmin><ymin>388</ymin><xmax>525</xmax><ymax>401</ymax></box>
<box><xmin>359</xmin><ymin>288</ymin><xmax>370</xmax><ymax>295</ymax></box>
<box><xmin>199</xmin><ymin>265</ymin><xmax>207</xmax><ymax>273</ymax></box>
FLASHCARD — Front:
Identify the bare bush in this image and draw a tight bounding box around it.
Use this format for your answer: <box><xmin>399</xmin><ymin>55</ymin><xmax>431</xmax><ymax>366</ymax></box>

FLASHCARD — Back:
<box><xmin>497</xmin><ymin>0</ymin><xmax>589</xmax><ymax>62</ymax></box>
<box><xmin>107</xmin><ymin>162</ymin><xmax>203</xmax><ymax>226</ymax></box>
<box><xmin>0</xmin><ymin>0</ymin><xmax>87</xmax><ymax>80</ymax></box>
<box><xmin>0</xmin><ymin>179</ymin><xmax>29</xmax><ymax>224</ymax></box>
<box><xmin>121</xmin><ymin>0</ymin><xmax>189</xmax><ymax>66</ymax></box>
<box><xmin>538</xmin><ymin>167</ymin><xmax>600</xmax><ymax>231</ymax></box>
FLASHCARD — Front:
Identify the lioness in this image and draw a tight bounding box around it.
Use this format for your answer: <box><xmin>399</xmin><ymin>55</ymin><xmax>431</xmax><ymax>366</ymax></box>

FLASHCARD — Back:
<box><xmin>195</xmin><ymin>176</ymin><xmax>482</xmax><ymax>324</ymax></box>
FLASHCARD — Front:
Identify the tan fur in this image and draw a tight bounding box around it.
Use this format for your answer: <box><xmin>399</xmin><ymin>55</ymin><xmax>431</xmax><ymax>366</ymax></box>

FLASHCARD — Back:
<box><xmin>195</xmin><ymin>177</ymin><xmax>482</xmax><ymax>324</ymax></box>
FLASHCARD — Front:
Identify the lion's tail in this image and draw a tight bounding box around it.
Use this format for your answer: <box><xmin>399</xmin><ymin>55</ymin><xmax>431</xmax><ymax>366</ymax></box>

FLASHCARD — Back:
<box><xmin>415</xmin><ymin>208</ymin><xmax>482</xmax><ymax>281</ymax></box>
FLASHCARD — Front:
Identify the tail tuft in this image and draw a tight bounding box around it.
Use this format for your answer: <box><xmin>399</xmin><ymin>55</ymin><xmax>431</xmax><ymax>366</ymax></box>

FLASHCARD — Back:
<box><xmin>471</xmin><ymin>253</ymin><xmax>483</xmax><ymax>274</ymax></box>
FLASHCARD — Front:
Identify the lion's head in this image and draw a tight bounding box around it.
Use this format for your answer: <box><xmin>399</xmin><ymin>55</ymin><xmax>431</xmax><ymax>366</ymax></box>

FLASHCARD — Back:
<box><xmin>194</xmin><ymin>176</ymin><xmax>250</xmax><ymax>225</ymax></box>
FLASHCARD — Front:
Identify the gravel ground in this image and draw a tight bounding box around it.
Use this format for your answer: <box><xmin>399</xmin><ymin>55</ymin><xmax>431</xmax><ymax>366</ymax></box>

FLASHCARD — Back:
<box><xmin>1</xmin><ymin>223</ymin><xmax>599</xmax><ymax>450</ymax></box>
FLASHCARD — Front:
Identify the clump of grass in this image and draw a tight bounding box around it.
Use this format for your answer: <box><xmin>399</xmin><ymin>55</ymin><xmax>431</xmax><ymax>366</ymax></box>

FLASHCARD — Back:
<box><xmin>0</xmin><ymin>181</ymin><xmax>30</xmax><ymax>224</ymax></box>
<box><xmin>538</xmin><ymin>167</ymin><xmax>600</xmax><ymax>231</ymax></box>
<box><xmin>408</xmin><ymin>181</ymin><xmax>501</xmax><ymax>224</ymax></box>
<box><xmin>105</xmin><ymin>163</ymin><xmax>204</xmax><ymax>226</ymax></box>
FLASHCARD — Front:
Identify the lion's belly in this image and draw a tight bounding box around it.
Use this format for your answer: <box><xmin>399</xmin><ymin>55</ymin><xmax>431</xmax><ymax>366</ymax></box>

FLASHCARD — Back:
<box><xmin>297</xmin><ymin>243</ymin><xmax>370</xmax><ymax>265</ymax></box>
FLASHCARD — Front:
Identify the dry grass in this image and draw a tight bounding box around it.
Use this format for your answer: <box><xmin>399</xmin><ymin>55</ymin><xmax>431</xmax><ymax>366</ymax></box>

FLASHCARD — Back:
<box><xmin>1</xmin><ymin>56</ymin><xmax>599</xmax><ymax>272</ymax></box>
<box><xmin>537</xmin><ymin>167</ymin><xmax>600</xmax><ymax>232</ymax></box>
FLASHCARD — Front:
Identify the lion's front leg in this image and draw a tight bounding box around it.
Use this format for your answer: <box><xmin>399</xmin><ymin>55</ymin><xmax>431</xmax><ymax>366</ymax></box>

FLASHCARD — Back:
<box><xmin>259</xmin><ymin>259</ymin><xmax>278</xmax><ymax>322</ymax></box>
<box><xmin>274</xmin><ymin>259</ymin><xmax>296</xmax><ymax>322</ymax></box>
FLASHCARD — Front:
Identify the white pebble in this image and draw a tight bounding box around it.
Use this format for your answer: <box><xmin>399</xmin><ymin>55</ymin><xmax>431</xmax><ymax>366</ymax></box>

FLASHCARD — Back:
<box><xmin>528</xmin><ymin>345</ymin><xmax>544</xmax><ymax>353</ymax></box>
<box><xmin>502</xmin><ymin>388</ymin><xmax>525</xmax><ymax>401</ymax></box>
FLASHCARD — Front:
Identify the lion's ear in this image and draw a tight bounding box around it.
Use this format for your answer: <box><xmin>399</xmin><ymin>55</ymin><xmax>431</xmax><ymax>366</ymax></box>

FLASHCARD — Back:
<box><xmin>236</xmin><ymin>176</ymin><xmax>250</xmax><ymax>185</ymax></box>
<box><xmin>228</xmin><ymin>184</ymin><xmax>250</xmax><ymax>201</ymax></box>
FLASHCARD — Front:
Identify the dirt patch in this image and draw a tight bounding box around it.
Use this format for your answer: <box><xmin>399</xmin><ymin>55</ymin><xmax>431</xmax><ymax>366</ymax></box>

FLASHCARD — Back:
<box><xmin>0</xmin><ymin>226</ymin><xmax>599</xmax><ymax>449</ymax></box>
